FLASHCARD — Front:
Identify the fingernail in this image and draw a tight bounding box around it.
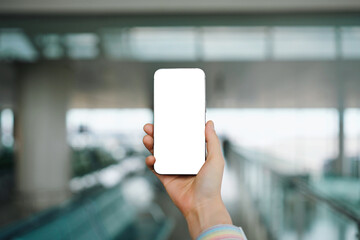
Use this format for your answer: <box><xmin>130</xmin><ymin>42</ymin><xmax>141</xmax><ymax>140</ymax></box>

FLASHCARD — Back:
<box><xmin>209</xmin><ymin>121</ymin><xmax>214</xmax><ymax>129</ymax></box>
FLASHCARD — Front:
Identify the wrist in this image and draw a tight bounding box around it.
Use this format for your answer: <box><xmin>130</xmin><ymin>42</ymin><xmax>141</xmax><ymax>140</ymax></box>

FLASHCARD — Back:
<box><xmin>185</xmin><ymin>197</ymin><xmax>232</xmax><ymax>239</ymax></box>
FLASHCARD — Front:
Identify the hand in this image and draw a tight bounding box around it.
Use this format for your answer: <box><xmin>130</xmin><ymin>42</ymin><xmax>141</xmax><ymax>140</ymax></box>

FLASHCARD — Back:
<box><xmin>143</xmin><ymin>120</ymin><xmax>232</xmax><ymax>239</ymax></box>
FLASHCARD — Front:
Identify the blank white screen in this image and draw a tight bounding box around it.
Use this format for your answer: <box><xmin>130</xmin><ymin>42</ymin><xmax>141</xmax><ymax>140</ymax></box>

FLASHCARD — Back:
<box><xmin>153</xmin><ymin>68</ymin><xmax>206</xmax><ymax>175</ymax></box>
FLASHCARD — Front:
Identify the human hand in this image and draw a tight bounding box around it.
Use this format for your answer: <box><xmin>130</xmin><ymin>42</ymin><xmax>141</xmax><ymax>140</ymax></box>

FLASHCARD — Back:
<box><xmin>143</xmin><ymin>120</ymin><xmax>232</xmax><ymax>239</ymax></box>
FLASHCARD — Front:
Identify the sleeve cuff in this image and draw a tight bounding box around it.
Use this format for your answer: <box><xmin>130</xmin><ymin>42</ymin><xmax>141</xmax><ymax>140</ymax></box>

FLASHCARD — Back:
<box><xmin>196</xmin><ymin>224</ymin><xmax>247</xmax><ymax>240</ymax></box>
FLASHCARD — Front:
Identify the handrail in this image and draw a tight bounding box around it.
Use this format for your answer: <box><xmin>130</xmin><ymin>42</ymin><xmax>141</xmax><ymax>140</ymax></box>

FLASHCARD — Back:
<box><xmin>227</xmin><ymin>144</ymin><xmax>360</xmax><ymax>240</ymax></box>
<box><xmin>290</xmin><ymin>177</ymin><xmax>360</xmax><ymax>240</ymax></box>
<box><xmin>291</xmin><ymin>177</ymin><xmax>360</xmax><ymax>224</ymax></box>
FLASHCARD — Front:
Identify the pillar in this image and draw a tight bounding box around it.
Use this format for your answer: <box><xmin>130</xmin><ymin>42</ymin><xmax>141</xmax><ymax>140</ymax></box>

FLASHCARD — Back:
<box><xmin>334</xmin><ymin>27</ymin><xmax>348</xmax><ymax>177</ymax></box>
<box><xmin>337</xmin><ymin>104</ymin><xmax>345</xmax><ymax>176</ymax></box>
<box><xmin>16</xmin><ymin>61</ymin><xmax>72</xmax><ymax>213</ymax></box>
<box><xmin>0</xmin><ymin>108</ymin><xmax>2</xmax><ymax>149</ymax></box>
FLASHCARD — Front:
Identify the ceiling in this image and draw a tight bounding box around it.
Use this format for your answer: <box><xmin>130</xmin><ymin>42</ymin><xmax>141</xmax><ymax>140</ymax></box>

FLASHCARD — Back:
<box><xmin>0</xmin><ymin>11</ymin><xmax>359</xmax><ymax>109</ymax></box>
<box><xmin>1</xmin><ymin>0</ymin><xmax>360</xmax><ymax>14</ymax></box>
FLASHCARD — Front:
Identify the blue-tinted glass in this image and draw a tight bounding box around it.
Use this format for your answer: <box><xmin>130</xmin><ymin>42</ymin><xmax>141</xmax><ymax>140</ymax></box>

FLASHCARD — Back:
<box><xmin>36</xmin><ymin>34</ymin><xmax>63</xmax><ymax>59</ymax></box>
<box><xmin>0</xmin><ymin>29</ymin><xmax>37</xmax><ymax>61</ymax></box>
<box><xmin>202</xmin><ymin>27</ymin><xmax>267</xmax><ymax>60</ymax></box>
<box><xmin>102</xmin><ymin>29</ymin><xmax>129</xmax><ymax>59</ymax></box>
<box><xmin>64</xmin><ymin>33</ymin><xmax>99</xmax><ymax>59</ymax></box>
<box><xmin>129</xmin><ymin>27</ymin><xmax>197</xmax><ymax>61</ymax></box>
<box><xmin>273</xmin><ymin>27</ymin><xmax>336</xmax><ymax>60</ymax></box>
<box><xmin>341</xmin><ymin>27</ymin><xmax>360</xmax><ymax>59</ymax></box>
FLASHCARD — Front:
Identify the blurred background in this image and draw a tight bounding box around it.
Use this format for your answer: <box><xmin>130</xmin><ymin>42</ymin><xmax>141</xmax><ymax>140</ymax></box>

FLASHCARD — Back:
<box><xmin>0</xmin><ymin>0</ymin><xmax>360</xmax><ymax>239</ymax></box>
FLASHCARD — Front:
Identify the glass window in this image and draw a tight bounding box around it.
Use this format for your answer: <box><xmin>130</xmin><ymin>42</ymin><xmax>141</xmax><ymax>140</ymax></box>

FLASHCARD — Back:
<box><xmin>341</xmin><ymin>27</ymin><xmax>360</xmax><ymax>59</ymax></box>
<box><xmin>36</xmin><ymin>34</ymin><xmax>64</xmax><ymax>59</ymax></box>
<box><xmin>128</xmin><ymin>27</ymin><xmax>197</xmax><ymax>61</ymax></box>
<box><xmin>273</xmin><ymin>27</ymin><xmax>336</xmax><ymax>60</ymax></box>
<box><xmin>1</xmin><ymin>109</ymin><xmax>14</xmax><ymax>147</ymax></box>
<box><xmin>345</xmin><ymin>108</ymin><xmax>360</xmax><ymax>177</ymax></box>
<box><xmin>102</xmin><ymin>29</ymin><xmax>129</xmax><ymax>59</ymax></box>
<box><xmin>64</xmin><ymin>33</ymin><xmax>99</xmax><ymax>59</ymax></box>
<box><xmin>207</xmin><ymin>108</ymin><xmax>338</xmax><ymax>172</ymax></box>
<box><xmin>202</xmin><ymin>27</ymin><xmax>267</xmax><ymax>60</ymax></box>
<box><xmin>0</xmin><ymin>29</ymin><xmax>37</xmax><ymax>61</ymax></box>
<box><xmin>67</xmin><ymin>108</ymin><xmax>153</xmax><ymax>150</ymax></box>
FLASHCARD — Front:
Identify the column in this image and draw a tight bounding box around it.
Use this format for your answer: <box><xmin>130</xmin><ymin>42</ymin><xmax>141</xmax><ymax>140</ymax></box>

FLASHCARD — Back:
<box><xmin>16</xmin><ymin>61</ymin><xmax>73</xmax><ymax>213</ymax></box>
<box><xmin>334</xmin><ymin>28</ymin><xmax>347</xmax><ymax>176</ymax></box>
<box><xmin>0</xmin><ymin>108</ymin><xmax>2</xmax><ymax>149</ymax></box>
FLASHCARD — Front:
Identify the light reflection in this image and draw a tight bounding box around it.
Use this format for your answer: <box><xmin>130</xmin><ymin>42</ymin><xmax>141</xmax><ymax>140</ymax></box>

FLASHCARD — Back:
<box><xmin>121</xmin><ymin>177</ymin><xmax>154</xmax><ymax>210</ymax></box>
<box><xmin>69</xmin><ymin>156</ymin><xmax>145</xmax><ymax>192</ymax></box>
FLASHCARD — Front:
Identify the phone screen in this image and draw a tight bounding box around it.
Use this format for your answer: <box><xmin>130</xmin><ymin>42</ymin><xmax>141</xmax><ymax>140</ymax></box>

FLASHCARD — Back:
<box><xmin>153</xmin><ymin>68</ymin><xmax>206</xmax><ymax>175</ymax></box>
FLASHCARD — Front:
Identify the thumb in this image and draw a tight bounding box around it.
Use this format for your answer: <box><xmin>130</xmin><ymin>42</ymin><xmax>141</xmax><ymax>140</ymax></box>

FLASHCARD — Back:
<box><xmin>205</xmin><ymin>120</ymin><xmax>223</xmax><ymax>159</ymax></box>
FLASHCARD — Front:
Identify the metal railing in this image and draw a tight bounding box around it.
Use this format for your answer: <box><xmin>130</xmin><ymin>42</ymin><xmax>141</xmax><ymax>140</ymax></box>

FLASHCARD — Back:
<box><xmin>226</xmin><ymin>144</ymin><xmax>360</xmax><ymax>240</ymax></box>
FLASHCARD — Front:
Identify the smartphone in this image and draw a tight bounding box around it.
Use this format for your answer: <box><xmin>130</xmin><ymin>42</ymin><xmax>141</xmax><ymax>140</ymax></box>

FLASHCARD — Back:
<box><xmin>153</xmin><ymin>68</ymin><xmax>206</xmax><ymax>175</ymax></box>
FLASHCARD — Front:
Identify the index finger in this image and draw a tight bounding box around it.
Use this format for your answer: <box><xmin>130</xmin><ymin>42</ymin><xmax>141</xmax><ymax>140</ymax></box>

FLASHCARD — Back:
<box><xmin>143</xmin><ymin>123</ymin><xmax>154</xmax><ymax>137</ymax></box>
